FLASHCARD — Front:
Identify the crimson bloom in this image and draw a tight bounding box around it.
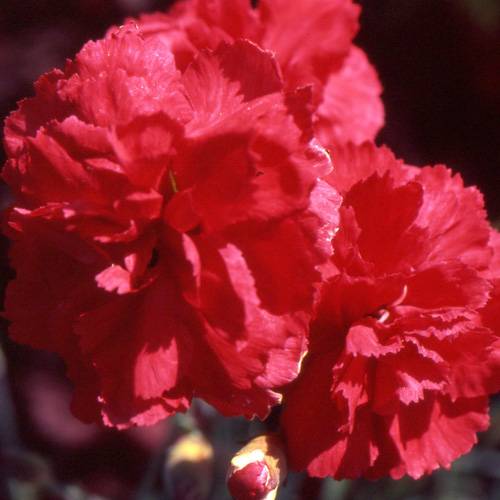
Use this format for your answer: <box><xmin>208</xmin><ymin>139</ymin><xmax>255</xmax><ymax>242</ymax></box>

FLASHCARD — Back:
<box><xmin>2</xmin><ymin>25</ymin><xmax>339</xmax><ymax>428</ymax></box>
<box><xmin>118</xmin><ymin>0</ymin><xmax>384</xmax><ymax>145</ymax></box>
<box><xmin>281</xmin><ymin>142</ymin><xmax>500</xmax><ymax>479</ymax></box>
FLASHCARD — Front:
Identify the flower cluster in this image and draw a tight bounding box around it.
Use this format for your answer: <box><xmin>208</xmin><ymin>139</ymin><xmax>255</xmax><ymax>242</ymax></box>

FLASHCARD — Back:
<box><xmin>2</xmin><ymin>0</ymin><xmax>499</xmax><ymax>487</ymax></box>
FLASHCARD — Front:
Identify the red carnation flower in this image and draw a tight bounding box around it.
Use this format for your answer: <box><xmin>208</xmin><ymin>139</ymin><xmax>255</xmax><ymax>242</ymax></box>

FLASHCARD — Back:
<box><xmin>117</xmin><ymin>0</ymin><xmax>384</xmax><ymax>145</ymax></box>
<box><xmin>2</xmin><ymin>26</ymin><xmax>340</xmax><ymax>428</ymax></box>
<box><xmin>281</xmin><ymin>142</ymin><xmax>500</xmax><ymax>479</ymax></box>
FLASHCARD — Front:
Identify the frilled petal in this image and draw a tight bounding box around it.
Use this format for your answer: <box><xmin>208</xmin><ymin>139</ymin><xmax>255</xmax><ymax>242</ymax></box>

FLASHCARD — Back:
<box><xmin>3</xmin><ymin>217</ymin><xmax>105</xmax><ymax>422</ymax></box>
<box><xmin>181</xmin><ymin>235</ymin><xmax>308</xmax><ymax>418</ymax></box>
<box><xmin>282</xmin><ymin>352</ymin><xmax>379</xmax><ymax>479</ymax></box>
<box><xmin>4</xmin><ymin>216</ymin><xmax>102</xmax><ymax>353</ymax></box>
<box><xmin>4</xmin><ymin>112</ymin><xmax>165</xmax><ymax>246</ymax></box>
<box><xmin>405</xmin><ymin>261</ymin><xmax>491</xmax><ymax>311</ymax></box>
<box><xmin>311</xmin><ymin>273</ymin><xmax>404</xmax><ymax>349</ymax></box>
<box><xmin>440</xmin><ymin>328</ymin><xmax>500</xmax><ymax>399</ymax></box>
<box><xmin>76</xmin><ymin>269</ymin><xmax>194</xmax><ymax>428</ymax></box>
<box><xmin>4</xmin><ymin>69</ymin><xmax>74</xmax><ymax>156</ymax></box>
<box><xmin>281</xmin><ymin>352</ymin><xmax>347</xmax><ymax>474</ymax></box>
<box><xmin>194</xmin><ymin>0</ymin><xmax>259</xmax><ymax>40</ymax></box>
<box><xmin>64</xmin><ymin>24</ymin><xmax>190</xmax><ymax>127</ymax></box>
<box><xmin>414</xmin><ymin>166</ymin><xmax>492</xmax><ymax>270</ymax></box>
<box><xmin>259</xmin><ymin>0</ymin><xmax>359</xmax><ymax>87</ymax></box>
<box><xmin>182</xmin><ymin>40</ymin><xmax>282</xmax><ymax>136</ymax></box>
<box><xmin>372</xmin><ymin>395</ymin><xmax>490</xmax><ymax>479</ymax></box>
<box><xmin>325</xmin><ymin>141</ymin><xmax>416</xmax><ymax>195</ymax></box>
<box><xmin>345</xmin><ymin>325</ymin><xmax>402</xmax><ymax>358</ymax></box>
<box><xmin>109</xmin><ymin>112</ymin><xmax>183</xmax><ymax>190</ymax></box>
<box><xmin>170</xmin><ymin>40</ymin><xmax>333</xmax><ymax>232</ymax></box>
<box><xmin>172</xmin><ymin>130</ymin><xmax>319</xmax><ymax>232</ymax></box>
<box><xmin>337</xmin><ymin>172</ymin><xmax>428</xmax><ymax>274</ymax></box>
<box><xmin>225</xmin><ymin>211</ymin><xmax>334</xmax><ymax>316</ymax></box>
<box><xmin>130</xmin><ymin>0</ymin><xmax>259</xmax><ymax>70</ymax></box>
<box><xmin>372</xmin><ymin>347</ymin><xmax>446</xmax><ymax>412</ymax></box>
<box><xmin>486</xmin><ymin>229</ymin><xmax>500</xmax><ymax>279</ymax></box>
<box><xmin>4</xmin><ymin>118</ymin><xmax>112</xmax><ymax>205</ymax></box>
<box><xmin>315</xmin><ymin>47</ymin><xmax>384</xmax><ymax>145</ymax></box>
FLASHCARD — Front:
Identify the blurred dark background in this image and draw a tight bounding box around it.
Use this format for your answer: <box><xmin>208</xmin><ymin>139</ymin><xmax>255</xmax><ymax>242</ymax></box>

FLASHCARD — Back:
<box><xmin>0</xmin><ymin>1</ymin><xmax>499</xmax><ymax>499</ymax></box>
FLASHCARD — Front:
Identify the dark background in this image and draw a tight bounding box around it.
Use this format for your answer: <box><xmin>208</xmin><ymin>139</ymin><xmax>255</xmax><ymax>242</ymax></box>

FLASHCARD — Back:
<box><xmin>0</xmin><ymin>1</ymin><xmax>499</xmax><ymax>499</ymax></box>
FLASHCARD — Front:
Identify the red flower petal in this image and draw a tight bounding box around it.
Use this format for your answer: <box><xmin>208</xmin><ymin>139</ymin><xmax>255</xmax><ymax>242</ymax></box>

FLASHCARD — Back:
<box><xmin>183</xmin><ymin>235</ymin><xmax>308</xmax><ymax>418</ymax></box>
<box><xmin>375</xmin><ymin>395</ymin><xmax>490</xmax><ymax>479</ymax></box>
<box><xmin>259</xmin><ymin>0</ymin><xmax>359</xmax><ymax>86</ymax></box>
<box><xmin>414</xmin><ymin>166</ymin><xmax>492</xmax><ymax>270</ymax></box>
<box><xmin>316</xmin><ymin>47</ymin><xmax>384</xmax><ymax>145</ymax></box>
<box><xmin>76</xmin><ymin>270</ymin><xmax>193</xmax><ymax>428</ymax></box>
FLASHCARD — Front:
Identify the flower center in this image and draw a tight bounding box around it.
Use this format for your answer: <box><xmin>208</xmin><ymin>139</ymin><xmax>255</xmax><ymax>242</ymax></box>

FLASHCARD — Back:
<box><xmin>169</xmin><ymin>169</ymin><xmax>179</xmax><ymax>194</ymax></box>
<box><xmin>374</xmin><ymin>284</ymin><xmax>408</xmax><ymax>324</ymax></box>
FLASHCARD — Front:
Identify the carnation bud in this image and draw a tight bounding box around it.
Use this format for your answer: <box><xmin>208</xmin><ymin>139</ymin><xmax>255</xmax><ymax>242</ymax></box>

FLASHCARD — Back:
<box><xmin>164</xmin><ymin>432</ymin><xmax>214</xmax><ymax>500</ymax></box>
<box><xmin>227</xmin><ymin>434</ymin><xmax>287</xmax><ymax>500</ymax></box>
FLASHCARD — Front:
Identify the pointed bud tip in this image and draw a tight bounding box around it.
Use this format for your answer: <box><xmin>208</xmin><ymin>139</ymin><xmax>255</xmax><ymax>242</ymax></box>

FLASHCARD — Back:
<box><xmin>227</xmin><ymin>434</ymin><xmax>286</xmax><ymax>500</ymax></box>
<box><xmin>227</xmin><ymin>460</ymin><xmax>277</xmax><ymax>500</ymax></box>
